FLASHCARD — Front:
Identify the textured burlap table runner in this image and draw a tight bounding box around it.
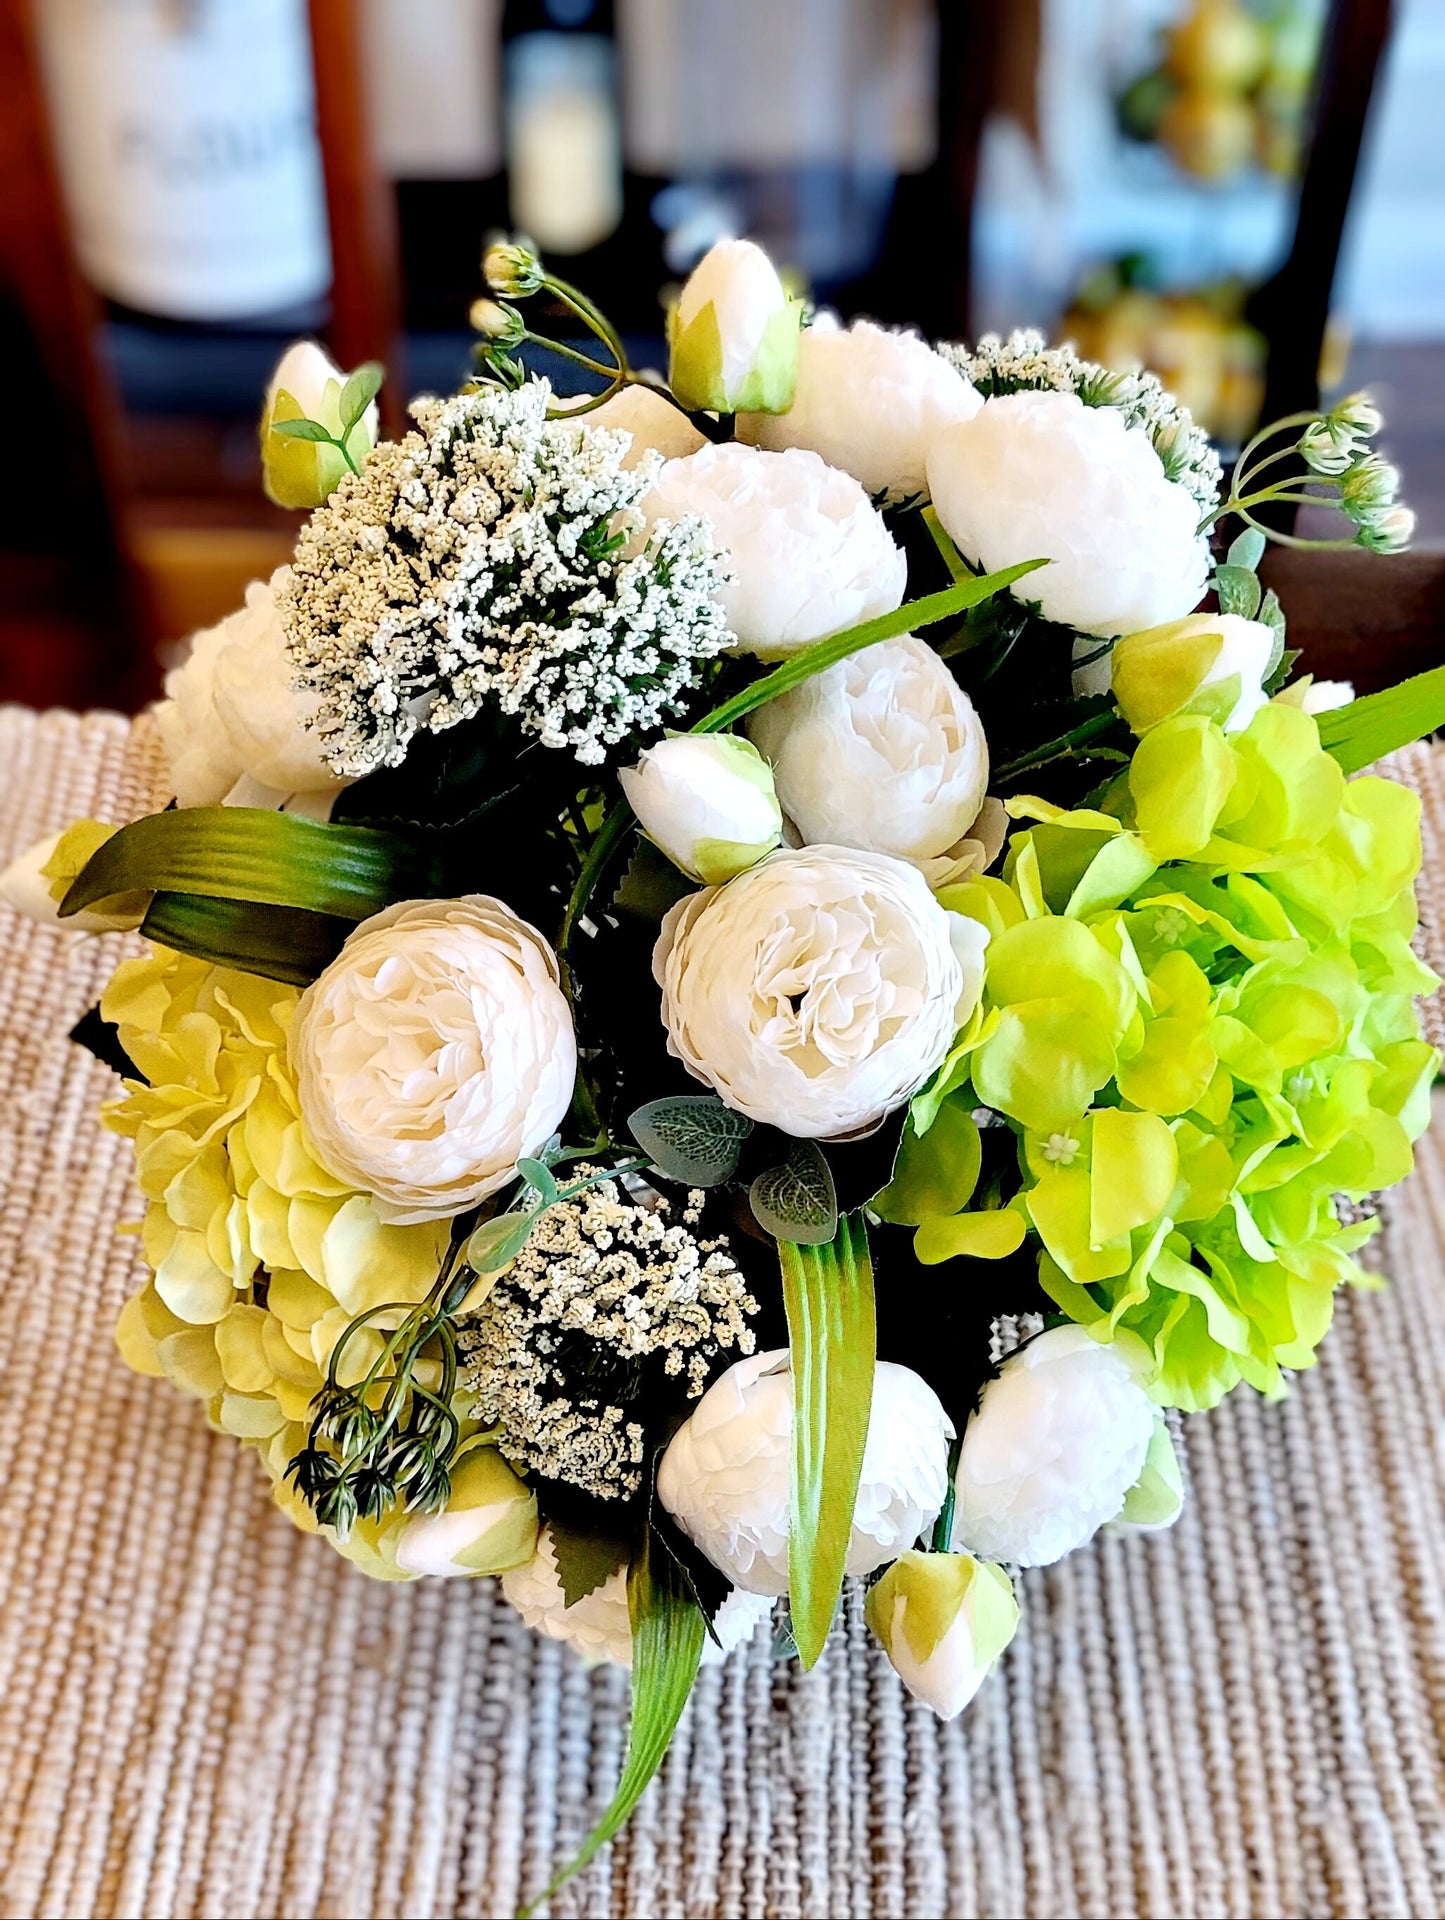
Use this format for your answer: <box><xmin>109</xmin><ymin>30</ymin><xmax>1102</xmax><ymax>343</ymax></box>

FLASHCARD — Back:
<box><xmin>2</xmin><ymin>706</ymin><xmax>1444</xmax><ymax>1920</ymax></box>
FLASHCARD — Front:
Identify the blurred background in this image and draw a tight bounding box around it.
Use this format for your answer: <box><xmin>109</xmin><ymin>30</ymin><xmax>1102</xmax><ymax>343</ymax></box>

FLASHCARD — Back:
<box><xmin>0</xmin><ymin>0</ymin><xmax>1439</xmax><ymax>710</ymax></box>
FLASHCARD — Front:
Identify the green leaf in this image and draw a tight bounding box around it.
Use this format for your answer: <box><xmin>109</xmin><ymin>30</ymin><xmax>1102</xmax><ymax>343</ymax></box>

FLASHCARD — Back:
<box><xmin>140</xmin><ymin>892</ymin><xmax>350</xmax><ymax>986</ymax></box>
<box><xmin>61</xmin><ymin>806</ymin><xmax>445</xmax><ymax>923</ymax></box>
<box><xmin>515</xmin><ymin>1158</ymin><xmax>560</xmax><ymax>1207</ymax></box>
<box><xmin>1226</xmin><ymin>527</ymin><xmax>1266</xmax><ymax>572</ymax></box>
<box><xmin>921</xmin><ymin>505</ymin><xmax>970</xmax><ymax>582</ymax></box>
<box><xmin>521</xmin><ymin>1532</ymin><xmax>703</xmax><ymax>1915</ymax></box>
<box><xmin>629</xmin><ymin>1094</ymin><xmax>753</xmax><ymax>1186</ymax></box>
<box><xmin>549</xmin><ymin>1520</ymin><xmax>630</xmax><ymax>1609</ymax></box>
<box><xmin>778</xmin><ymin>1212</ymin><xmax>877</xmax><ymax>1669</ymax></box>
<box><xmin>750</xmin><ymin>1139</ymin><xmax>839</xmax><ymax>1245</ymax></box>
<box><xmin>1212</xmin><ymin>563</ymin><xmax>1262</xmax><ymax>620</ymax></box>
<box><xmin>691</xmin><ymin>562</ymin><xmax>1048</xmax><ymax>737</ymax></box>
<box><xmin>269</xmin><ymin>417</ymin><xmax>338</xmax><ymax>443</ymax></box>
<box><xmin>339</xmin><ymin>361</ymin><xmax>383</xmax><ymax>433</ymax></box>
<box><xmin>464</xmin><ymin>1207</ymin><xmax>538</xmax><ymax>1274</ymax></box>
<box><xmin>1316</xmin><ymin>663</ymin><xmax>1445</xmax><ymax>773</ymax></box>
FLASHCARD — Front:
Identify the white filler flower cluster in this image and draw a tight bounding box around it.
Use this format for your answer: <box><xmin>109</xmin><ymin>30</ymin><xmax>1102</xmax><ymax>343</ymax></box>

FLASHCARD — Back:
<box><xmin>280</xmin><ymin>380</ymin><xmax>732</xmax><ymax>775</ymax></box>
<box><xmin>460</xmin><ymin>1176</ymin><xmax>757</xmax><ymax>1500</ymax></box>
<box><xmin>942</xmin><ymin>328</ymin><xmax>1222</xmax><ymax>512</ymax></box>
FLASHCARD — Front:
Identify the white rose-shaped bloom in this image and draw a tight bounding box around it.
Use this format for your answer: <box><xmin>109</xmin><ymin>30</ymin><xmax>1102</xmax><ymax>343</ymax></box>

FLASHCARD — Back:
<box><xmin>748</xmin><ymin>635</ymin><xmax>993</xmax><ymax>886</ymax></box>
<box><xmin>563</xmin><ymin>381</ymin><xmax>707</xmax><ymax>467</ymax></box>
<box><xmin>864</xmin><ymin>1550</ymin><xmax>1020</xmax><ymax>1720</ymax></box>
<box><xmin>155</xmin><ymin>570</ymin><xmax>349</xmax><ymax>808</ymax></box>
<box><xmin>619</xmin><ymin>734</ymin><xmax>783</xmax><ymax>884</ymax></box>
<box><xmin>927</xmin><ymin>391</ymin><xmax>1210</xmax><ymax>637</ymax></box>
<box><xmin>658</xmin><ymin>1350</ymin><xmax>954</xmax><ymax>1596</ymax></box>
<box><xmin>654</xmin><ymin>846</ymin><xmax>986</xmax><ymax>1138</ymax></box>
<box><xmin>951</xmin><ymin>1326</ymin><xmax>1156</xmax><ymax>1568</ymax></box>
<box><xmin>644</xmin><ymin>444</ymin><xmax>906</xmax><ymax>661</ymax></box>
<box><xmin>290</xmin><ymin>896</ymin><xmax>577</xmax><ymax>1224</ymax></box>
<box><xmin>501</xmin><ymin>1525</ymin><xmax>772</xmax><ymax>1667</ymax></box>
<box><xmin>740</xmin><ymin>314</ymin><xmax>982</xmax><ymax>502</ymax></box>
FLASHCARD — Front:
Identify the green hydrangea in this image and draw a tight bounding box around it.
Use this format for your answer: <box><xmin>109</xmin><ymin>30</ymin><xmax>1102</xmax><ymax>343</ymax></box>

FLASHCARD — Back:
<box><xmin>903</xmin><ymin>702</ymin><xmax>1437</xmax><ymax>1411</ymax></box>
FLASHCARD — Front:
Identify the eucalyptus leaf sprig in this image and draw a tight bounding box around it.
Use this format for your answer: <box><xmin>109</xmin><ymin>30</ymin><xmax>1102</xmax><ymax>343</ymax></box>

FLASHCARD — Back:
<box><xmin>268</xmin><ymin>362</ymin><xmax>384</xmax><ymax>476</ymax></box>
<box><xmin>1200</xmin><ymin>392</ymin><xmax>1415</xmax><ymax>554</ymax></box>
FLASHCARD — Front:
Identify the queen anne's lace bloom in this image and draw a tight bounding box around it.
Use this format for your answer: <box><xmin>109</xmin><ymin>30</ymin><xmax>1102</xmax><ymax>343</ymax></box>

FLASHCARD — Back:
<box><xmin>740</xmin><ymin>315</ymin><xmax>981</xmax><ymax>502</ymax></box>
<box><xmin>654</xmin><ymin>845</ymin><xmax>987</xmax><ymax>1137</ymax></box>
<box><xmin>281</xmin><ymin>381</ymin><xmax>731</xmax><ymax>774</ymax></box>
<box><xmin>643</xmin><ymin>443</ymin><xmax>906</xmax><ymax>660</ymax></box>
<box><xmin>657</xmin><ymin>1350</ymin><xmax>954</xmax><ymax>1595</ymax></box>
<box><xmin>927</xmin><ymin>390</ymin><xmax>1210</xmax><ymax>638</ymax></box>
<box><xmin>290</xmin><ymin>896</ymin><xmax>576</xmax><ymax>1224</ymax></box>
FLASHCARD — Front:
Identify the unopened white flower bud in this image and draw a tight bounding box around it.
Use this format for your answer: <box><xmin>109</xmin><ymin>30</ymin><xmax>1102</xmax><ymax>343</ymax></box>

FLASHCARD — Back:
<box><xmin>394</xmin><ymin>1445</ymin><xmax>538</xmax><ymax>1577</ymax></box>
<box><xmin>619</xmin><ymin>734</ymin><xmax>782</xmax><ymax>884</ymax></box>
<box><xmin>669</xmin><ymin>239</ymin><xmax>801</xmax><ymax>414</ymax></box>
<box><xmin>260</xmin><ymin>340</ymin><xmax>378</xmax><ymax>510</ymax></box>
<box><xmin>865</xmin><ymin>1549</ymin><xmax>1019</xmax><ymax>1719</ymax></box>
<box><xmin>1109</xmin><ymin>1415</ymin><xmax>1186</xmax><ymax>1535</ymax></box>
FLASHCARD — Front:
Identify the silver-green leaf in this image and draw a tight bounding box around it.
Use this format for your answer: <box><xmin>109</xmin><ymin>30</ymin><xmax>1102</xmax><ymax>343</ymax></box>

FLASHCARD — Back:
<box><xmin>629</xmin><ymin>1095</ymin><xmax>753</xmax><ymax>1186</ymax></box>
<box><xmin>750</xmin><ymin>1140</ymin><xmax>838</xmax><ymax>1245</ymax></box>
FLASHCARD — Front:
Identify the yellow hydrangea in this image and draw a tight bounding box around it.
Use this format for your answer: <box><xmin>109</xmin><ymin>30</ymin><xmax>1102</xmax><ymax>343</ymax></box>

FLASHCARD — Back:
<box><xmin>105</xmin><ymin>945</ymin><xmax>458</xmax><ymax>1572</ymax></box>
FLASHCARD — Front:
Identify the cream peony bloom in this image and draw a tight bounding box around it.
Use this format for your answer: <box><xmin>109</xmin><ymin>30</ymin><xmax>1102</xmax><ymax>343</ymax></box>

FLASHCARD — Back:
<box><xmin>657</xmin><ymin>1349</ymin><xmax>954</xmax><ymax>1596</ymax></box>
<box><xmin>562</xmin><ymin>380</ymin><xmax>707</xmax><ymax>467</ymax></box>
<box><xmin>643</xmin><ymin>443</ymin><xmax>907</xmax><ymax>661</ymax></box>
<box><xmin>865</xmin><ymin>1550</ymin><xmax>1019</xmax><ymax>1720</ymax></box>
<box><xmin>654</xmin><ymin>846</ymin><xmax>986</xmax><ymax>1138</ymax></box>
<box><xmin>951</xmin><ymin>1326</ymin><xmax>1157</xmax><ymax>1567</ymax></box>
<box><xmin>290</xmin><ymin>896</ymin><xmax>577</xmax><ymax>1225</ymax></box>
<box><xmin>927</xmin><ymin>390</ymin><xmax>1210</xmax><ymax>637</ymax></box>
<box><xmin>501</xmin><ymin>1524</ymin><xmax>772</xmax><ymax>1667</ymax></box>
<box><xmin>740</xmin><ymin>314</ymin><xmax>982</xmax><ymax>502</ymax></box>
<box><xmin>748</xmin><ymin>635</ymin><xmax>995</xmax><ymax>886</ymax></box>
<box><xmin>155</xmin><ymin>569</ymin><xmax>351</xmax><ymax>809</ymax></box>
<box><xmin>619</xmin><ymin>733</ymin><xmax>783</xmax><ymax>883</ymax></box>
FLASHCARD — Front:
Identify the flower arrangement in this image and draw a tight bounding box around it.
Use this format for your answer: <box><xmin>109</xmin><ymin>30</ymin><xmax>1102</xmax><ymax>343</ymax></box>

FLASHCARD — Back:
<box><xmin>6</xmin><ymin>234</ymin><xmax>1443</xmax><ymax>1909</ymax></box>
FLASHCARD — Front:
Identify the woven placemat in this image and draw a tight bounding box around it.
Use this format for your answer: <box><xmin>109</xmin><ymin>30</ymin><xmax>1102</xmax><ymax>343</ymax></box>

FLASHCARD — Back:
<box><xmin>2</xmin><ymin>706</ymin><xmax>1443</xmax><ymax>1920</ymax></box>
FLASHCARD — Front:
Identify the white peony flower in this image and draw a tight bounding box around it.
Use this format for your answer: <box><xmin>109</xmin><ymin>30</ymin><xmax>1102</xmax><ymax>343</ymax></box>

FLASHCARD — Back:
<box><xmin>1083</xmin><ymin>611</ymin><xmax>1277</xmax><ymax>735</ymax></box>
<box><xmin>864</xmin><ymin>1549</ymin><xmax>1019</xmax><ymax>1720</ymax></box>
<box><xmin>619</xmin><ymin>733</ymin><xmax>783</xmax><ymax>883</ymax></box>
<box><xmin>393</xmin><ymin>1445</ymin><xmax>538</xmax><ymax>1578</ymax></box>
<box><xmin>643</xmin><ymin>443</ymin><xmax>907</xmax><ymax>661</ymax></box>
<box><xmin>155</xmin><ymin>569</ymin><xmax>351</xmax><ymax>808</ymax></box>
<box><xmin>669</xmin><ymin>238</ymin><xmax>800</xmax><ymax>414</ymax></box>
<box><xmin>658</xmin><ymin>1349</ymin><xmax>953</xmax><ymax>1595</ymax></box>
<box><xmin>747</xmin><ymin>635</ymin><xmax>994</xmax><ymax>886</ymax></box>
<box><xmin>927</xmin><ymin>390</ymin><xmax>1210</xmax><ymax>637</ymax></box>
<box><xmin>562</xmin><ymin>380</ymin><xmax>707</xmax><ymax>467</ymax></box>
<box><xmin>951</xmin><ymin>1325</ymin><xmax>1156</xmax><ymax>1567</ymax></box>
<box><xmin>501</xmin><ymin>1524</ymin><xmax>772</xmax><ymax>1667</ymax></box>
<box><xmin>739</xmin><ymin>314</ymin><xmax>981</xmax><ymax>502</ymax></box>
<box><xmin>654</xmin><ymin>846</ymin><xmax>987</xmax><ymax>1138</ymax></box>
<box><xmin>260</xmin><ymin>339</ymin><xmax>378</xmax><ymax>509</ymax></box>
<box><xmin>290</xmin><ymin>896</ymin><xmax>577</xmax><ymax>1225</ymax></box>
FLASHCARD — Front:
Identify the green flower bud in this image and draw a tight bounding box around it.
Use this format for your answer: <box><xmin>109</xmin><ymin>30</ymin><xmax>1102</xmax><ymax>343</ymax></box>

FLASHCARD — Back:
<box><xmin>668</xmin><ymin>239</ymin><xmax>802</xmax><ymax>414</ymax></box>
<box><xmin>393</xmin><ymin>1444</ymin><xmax>538</xmax><ymax>1578</ymax></box>
<box><xmin>484</xmin><ymin>241</ymin><xmax>544</xmax><ymax>298</ymax></box>
<box><xmin>260</xmin><ymin>340</ymin><xmax>378</xmax><ymax>510</ymax></box>
<box><xmin>1110</xmin><ymin>612</ymin><xmax>1274</xmax><ymax>736</ymax></box>
<box><xmin>865</xmin><ymin>1550</ymin><xmax>1019</xmax><ymax>1720</ymax></box>
<box><xmin>469</xmin><ymin>298</ymin><xmax>526</xmax><ymax>349</ymax></box>
<box><xmin>1356</xmin><ymin>504</ymin><xmax>1416</xmax><ymax>554</ymax></box>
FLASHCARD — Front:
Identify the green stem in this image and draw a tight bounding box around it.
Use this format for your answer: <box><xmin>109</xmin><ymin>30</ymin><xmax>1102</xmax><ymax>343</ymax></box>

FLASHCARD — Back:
<box><xmin>558</xmin><ymin>801</ymin><xmax>634</xmax><ymax>976</ymax></box>
<box><xmin>529</xmin><ymin>332</ymin><xmax>624</xmax><ymax>383</ymax></box>
<box><xmin>547</xmin><ymin>277</ymin><xmax>630</xmax><ymax>375</ymax></box>
<box><xmin>993</xmin><ymin>709</ymin><xmax>1122</xmax><ymax>783</ymax></box>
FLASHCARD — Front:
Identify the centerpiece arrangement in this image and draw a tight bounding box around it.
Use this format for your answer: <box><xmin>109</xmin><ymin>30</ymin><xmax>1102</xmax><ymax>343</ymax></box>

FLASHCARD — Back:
<box><xmin>6</xmin><ymin>234</ymin><xmax>1442</xmax><ymax>1910</ymax></box>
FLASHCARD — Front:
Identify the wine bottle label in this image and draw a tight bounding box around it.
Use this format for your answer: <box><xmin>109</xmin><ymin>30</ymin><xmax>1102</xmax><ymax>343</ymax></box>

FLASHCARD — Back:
<box><xmin>37</xmin><ymin>0</ymin><xmax>331</xmax><ymax>322</ymax></box>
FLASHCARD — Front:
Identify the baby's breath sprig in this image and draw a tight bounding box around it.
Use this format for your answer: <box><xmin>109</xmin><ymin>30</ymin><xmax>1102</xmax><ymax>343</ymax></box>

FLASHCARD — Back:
<box><xmin>1200</xmin><ymin>392</ymin><xmax>1416</xmax><ymax>554</ymax></box>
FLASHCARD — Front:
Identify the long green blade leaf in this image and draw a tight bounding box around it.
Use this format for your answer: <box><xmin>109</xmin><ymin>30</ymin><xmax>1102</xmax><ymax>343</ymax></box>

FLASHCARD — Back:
<box><xmin>141</xmin><ymin>892</ymin><xmax>352</xmax><ymax>987</ymax></box>
<box><xmin>692</xmin><ymin>561</ymin><xmax>1046</xmax><ymax>736</ymax></box>
<box><xmin>778</xmin><ymin>1210</ymin><xmax>877</xmax><ymax>1670</ymax></box>
<box><xmin>61</xmin><ymin>807</ymin><xmax>444</xmax><ymax>922</ymax></box>
<box><xmin>1315</xmin><ymin>664</ymin><xmax>1445</xmax><ymax>774</ymax></box>
<box><xmin>521</xmin><ymin>1534</ymin><xmax>704</xmax><ymax>1915</ymax></box>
